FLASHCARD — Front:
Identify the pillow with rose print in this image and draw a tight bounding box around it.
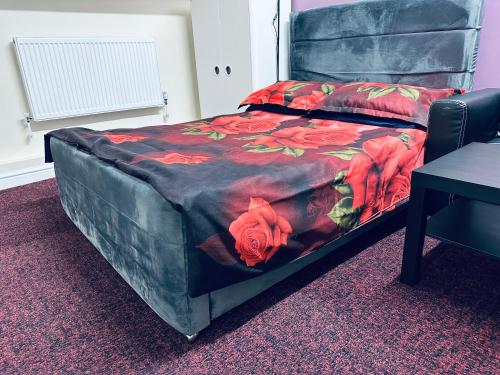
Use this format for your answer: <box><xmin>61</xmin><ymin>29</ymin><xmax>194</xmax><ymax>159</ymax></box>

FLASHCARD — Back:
<box><xmin>241</xmin><ymin>80</ymin><xmax>460</xmax><ymax>126</ymax></box>
<box><xmin>310</xmin><ymin>82</ymin><xmax>461</xmax><ymax>126</ymax></box>
<box><xmin>240</xmin><ymin>80</ymin><xmax>337</xmax><ymax>111</ymax></box>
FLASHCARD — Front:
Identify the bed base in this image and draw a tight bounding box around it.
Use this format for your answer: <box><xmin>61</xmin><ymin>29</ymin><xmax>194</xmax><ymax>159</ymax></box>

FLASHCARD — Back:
<box><xmin>50</xmin><ymin>138</ymin><xmax>406</xmax><ymax>340</ymax></box>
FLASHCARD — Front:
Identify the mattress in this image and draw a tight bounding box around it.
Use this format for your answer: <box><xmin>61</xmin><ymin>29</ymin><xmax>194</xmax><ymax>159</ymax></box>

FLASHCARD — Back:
<box><xmin>46</xmin><ymin>110</ymin><xmax>426</xmax><ymax>296</ymax></box>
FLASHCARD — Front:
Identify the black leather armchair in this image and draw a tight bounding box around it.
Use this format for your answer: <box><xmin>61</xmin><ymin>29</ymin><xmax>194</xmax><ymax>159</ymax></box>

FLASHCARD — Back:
<box><xmin>425</xmin><ymin>88</ymin><xmax>500</xmax><ymax>163</ymax></box>
<box><xmin>424</xmin><ymin>88</ymin><xmax>500</xmax><ymax>212</ymax></box>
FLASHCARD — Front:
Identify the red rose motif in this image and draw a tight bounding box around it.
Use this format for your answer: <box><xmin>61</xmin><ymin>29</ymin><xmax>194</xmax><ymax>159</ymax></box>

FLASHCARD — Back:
<box><xmin>306</xmin><ymin>184</ymin><xmax>340</xmax><ymax>232</ymax></box>
<box><xmin>274</xmin><ymin>81</ymin><xmax>301</xmax><ymax>92</ymax></box>
<box><xmin>288</xmin><ymin>90</ymin><xmax>326</xmax><ymax>110</ymax></box>
<box><xmin>194</xmin><ymin>115</ymin><xmax>282</xmax><ymax>135</ymax></box>
<box><xmin>160</xmin><ymin>130</ymin><xmax>216</xmax><ymax>145</ymax></box>
<box><xmin>250</xmin><ymin>111</ymin><xmax>300</xmax><ymax>122</ymax></box>
<box><xmin>244</xmin><ymin>88</ymin><xmax>270</xmax><ymax>104</ymax></box>
<box><xmin>345</xmin><ymin>135</ymin><xmax>424</xmax><ymax>223</ymax></box>
<box><xmin>148</xmin><ymin>152</ymin><xmax>211</xmax><ymax>165</ymax></box>
<box><xmin>252</xmin><ymin>125</ymin><xmax>360</xmax><ymax>150</ymax></box>
<box><xmin>266</xmin><ymin>91</ymin><xmax>285</xmax><ymax>105</ymax></box>
<box><xmin>265</xmin><ymin>82</ymin><xmax>300</xmax><ymax>105</ymax></box>
<box><xmin>229</xmin><ymin>197</ymin><xmax>293</xmax><ymax>267</ymax></box>
<box><xmin>242</xmin><ymin>87</ymin><xmax>283</xmax><ymax>105</ymax></box>
<box><xmin>308</xmin><ymin>119</ymin><xmax>340</xmax><ymax>128</ymax></box>
<box><xmin>241</xmin><ymin>81</ymin><xmax>297</xmax><ymax>106</ymax></box>
<box><xmin>104</xmin><ymin>133</ymin><xmax>146</xmax><ymax>144</ymax></box>
<box><xmin>308</xmin><ymin>119</ymin><xmax>378</xmax><ymax>132</ymax></box>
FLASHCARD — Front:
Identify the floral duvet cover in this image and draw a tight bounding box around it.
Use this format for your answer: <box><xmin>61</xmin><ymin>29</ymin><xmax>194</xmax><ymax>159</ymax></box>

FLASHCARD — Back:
<box><xmin>46</xmin><ymin>110</ymin><xmax>426</xmax><ymax>295</ymax></box>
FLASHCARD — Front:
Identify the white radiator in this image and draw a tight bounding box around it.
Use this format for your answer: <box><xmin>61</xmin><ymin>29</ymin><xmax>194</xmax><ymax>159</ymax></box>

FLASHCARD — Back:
<box><xmin>14</xmin><ymin>37</ymin><xmax>165</xmax><ymax>123</ymax></box>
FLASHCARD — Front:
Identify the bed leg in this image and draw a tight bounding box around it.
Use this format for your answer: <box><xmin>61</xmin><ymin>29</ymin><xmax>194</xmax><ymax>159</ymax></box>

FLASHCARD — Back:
<box><xmin>185</xmin><ymin>333</ymin><xmax>199</xmax><ymax>343</ymax></box>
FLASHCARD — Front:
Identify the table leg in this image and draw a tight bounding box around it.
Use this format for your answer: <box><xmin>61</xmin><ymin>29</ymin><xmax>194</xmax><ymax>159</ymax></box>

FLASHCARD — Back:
<box><xmin>400</xmin><ymin>185</ymin><xmax>427</xmax><ymax>285</ymax></box>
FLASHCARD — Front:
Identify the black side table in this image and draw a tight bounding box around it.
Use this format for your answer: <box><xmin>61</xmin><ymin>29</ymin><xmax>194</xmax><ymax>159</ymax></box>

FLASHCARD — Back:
<box><xmin>401</xmin><ymin>142</ymin><xmax>500</xmax><ymax>285</ymax></box>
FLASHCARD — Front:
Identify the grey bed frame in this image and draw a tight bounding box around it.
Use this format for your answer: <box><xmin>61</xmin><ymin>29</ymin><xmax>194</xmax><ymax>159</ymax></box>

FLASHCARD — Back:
<box><xmin>49</xmin><ymin>0</ymin><xmax>484</xmax><ymax>340</ymax></box>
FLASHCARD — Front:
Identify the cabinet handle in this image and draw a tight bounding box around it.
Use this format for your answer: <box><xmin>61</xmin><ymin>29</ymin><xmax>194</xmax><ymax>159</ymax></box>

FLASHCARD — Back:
<box><xmin>225</xmin><ymin>65</ymin><xmax>232</xmax><ymax>76</ymax></box>
<box><xmin>214</xmin><ymin>66</ymin><xmax>220</xmax><ymax>75</ymax></box>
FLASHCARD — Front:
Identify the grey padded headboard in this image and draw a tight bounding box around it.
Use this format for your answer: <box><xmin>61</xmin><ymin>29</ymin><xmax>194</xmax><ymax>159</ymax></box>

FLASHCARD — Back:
<box><xmin>290</xmin><ymin>0</ymin><xmax>484</xmax><ymax>90</ymax></box>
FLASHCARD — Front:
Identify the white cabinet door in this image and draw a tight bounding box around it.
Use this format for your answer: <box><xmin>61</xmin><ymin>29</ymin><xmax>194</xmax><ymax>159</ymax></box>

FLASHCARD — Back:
<box><xmin>219</xmin><ymin>0</ymin><xmax>253</xmax><ymax>114</ymax></box>
<box><xmin>192</xmin><ymin>0</ymin><xmax>226</xmax><ymax>118</ymax></box>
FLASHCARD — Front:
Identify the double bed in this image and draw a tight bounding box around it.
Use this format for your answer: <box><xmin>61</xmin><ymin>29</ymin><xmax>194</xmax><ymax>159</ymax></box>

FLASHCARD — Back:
<box><xmin>44</xmin><ymin>0</ymin><xmax>498</xmax><ymax>340</ymax></box>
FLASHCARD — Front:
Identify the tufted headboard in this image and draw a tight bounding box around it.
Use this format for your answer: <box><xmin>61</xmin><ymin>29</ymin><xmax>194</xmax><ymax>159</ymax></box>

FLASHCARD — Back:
<box><xmin>290</xmin><ymin>0</ymin><xmax>484</xmax><ymax>90</ymax></box>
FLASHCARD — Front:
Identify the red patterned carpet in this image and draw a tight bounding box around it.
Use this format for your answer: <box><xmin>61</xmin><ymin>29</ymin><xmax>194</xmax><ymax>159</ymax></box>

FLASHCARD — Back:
<box><xmin>1</xmin><ymin>179</ymin><xmax>499</xmax><ymax>374</ymax></box>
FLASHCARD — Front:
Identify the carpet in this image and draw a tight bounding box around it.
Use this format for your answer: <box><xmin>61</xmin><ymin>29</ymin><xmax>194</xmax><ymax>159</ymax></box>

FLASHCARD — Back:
<box><xmin>1</xmin><ymin>179</ymin><xmax>498</xmax><ymax>374</ymax></box>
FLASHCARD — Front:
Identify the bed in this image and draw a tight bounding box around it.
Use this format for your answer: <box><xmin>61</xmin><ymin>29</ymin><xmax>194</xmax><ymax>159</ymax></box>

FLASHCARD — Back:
<box><xmin>44</xmin><ymin>0</ymin><xmax>498</xmax><ymax>340</ymax></box>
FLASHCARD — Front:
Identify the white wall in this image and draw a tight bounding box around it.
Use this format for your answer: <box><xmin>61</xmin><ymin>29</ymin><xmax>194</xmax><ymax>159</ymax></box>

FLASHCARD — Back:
<box><xmin>0</xmin><ymin>0</ymin><xmax>199</xmax><ymax>180</ymax></box>
<box><xmin>249</xmin><ymin>0</ymin><xmax>291</xmax><ymax>89</ymax></box>
<box><xmin>0</xmin><ymin>0</ymin><xmax>190</xmax><ymax>15</ymax></box>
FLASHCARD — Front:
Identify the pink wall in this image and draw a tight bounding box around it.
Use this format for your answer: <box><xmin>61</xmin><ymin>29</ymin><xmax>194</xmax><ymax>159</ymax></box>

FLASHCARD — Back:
<box><xmin>292</xmin><ymin>0</ymin><xmax>500</xmax><ymax>89</ymax></box>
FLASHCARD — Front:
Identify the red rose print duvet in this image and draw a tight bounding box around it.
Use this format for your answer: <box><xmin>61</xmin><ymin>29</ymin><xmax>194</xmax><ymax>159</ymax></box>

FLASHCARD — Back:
<box><xmin>46</xmin><ymin>110</ymin><xmax>426</xmax><ymax>295</ymax></box>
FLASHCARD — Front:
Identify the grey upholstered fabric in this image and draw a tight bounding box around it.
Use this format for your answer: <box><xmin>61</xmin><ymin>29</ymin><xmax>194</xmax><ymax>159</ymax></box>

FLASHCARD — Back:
<box><xmin>51</xmin><ymin>138</ymin><xmax>211</xmax><ymax>336</ymax></box>
<box><xmin>290</xmin><ymin>0</ymin><xmax>484</xmax><ymax>90</ymax></box>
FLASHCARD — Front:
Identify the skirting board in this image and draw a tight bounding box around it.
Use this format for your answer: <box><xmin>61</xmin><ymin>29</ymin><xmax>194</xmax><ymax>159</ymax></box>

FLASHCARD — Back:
<box><xmin>0</xmin><ymin>164</ymin><xmax>54</xmax><ymax>191</ymax></box>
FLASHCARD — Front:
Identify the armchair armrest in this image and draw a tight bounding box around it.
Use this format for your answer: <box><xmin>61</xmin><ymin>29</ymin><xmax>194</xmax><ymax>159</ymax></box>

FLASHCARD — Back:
<box><xmin>423</xmin><ymin>89</ymin><xmax>500</xmax><ymax>213</ymax></box>
<box><xmin>425</xmin><ymin>89</ymin><xmax>500</xmax><ymax>163</ymax></box>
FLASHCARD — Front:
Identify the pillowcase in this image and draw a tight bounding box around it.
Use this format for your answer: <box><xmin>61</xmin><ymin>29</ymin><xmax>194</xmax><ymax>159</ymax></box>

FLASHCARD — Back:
<box><xmin>311</xmin><ymin>82</ymin><xmax>460</xmax><ymax>126</ymax></box>
<box><xmin>240</xmin><ymin>80</ymin><xmax>336</xmax><ymax>110</ymax></box>
<box><xmin>241</xmin><ymin>80</ymin><xmax>460</xmax><ymax>126</ymax></box>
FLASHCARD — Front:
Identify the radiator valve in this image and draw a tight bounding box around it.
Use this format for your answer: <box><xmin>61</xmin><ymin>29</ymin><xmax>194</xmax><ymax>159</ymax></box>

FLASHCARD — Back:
<box><xmin>162</xmin><ymin>91</ymin><xmax>169</xmax><ymax>123</ymax></box>
<box><xmin>23</xmin><ymin>112</ymin><xmax>33</xmax><ymax>141</ymax></box>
